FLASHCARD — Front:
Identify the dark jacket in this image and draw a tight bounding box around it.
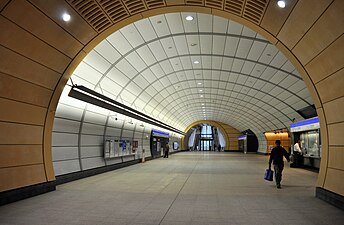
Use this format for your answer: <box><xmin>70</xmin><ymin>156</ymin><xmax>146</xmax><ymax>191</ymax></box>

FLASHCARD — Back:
<box><xmin>269</xmin><ymin>146</ymin><xmax>289</xmax><ymax>165</ymax></box>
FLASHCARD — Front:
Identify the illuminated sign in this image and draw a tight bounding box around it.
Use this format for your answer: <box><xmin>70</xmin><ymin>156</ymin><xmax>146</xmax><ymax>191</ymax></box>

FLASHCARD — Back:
<box><xmin>152</xmin><ymin>130</ymin><xmax>170</xmax><ymax>137</ymax></box>
<box><xmin>238</xmin><ymin>135</ymin><xmax>246</xmax><ymax>140</ymax></box>
<box><xmin>290</xmin><ymin>117</ymin><xmax>320</xmax><ymax>132</ymax></box>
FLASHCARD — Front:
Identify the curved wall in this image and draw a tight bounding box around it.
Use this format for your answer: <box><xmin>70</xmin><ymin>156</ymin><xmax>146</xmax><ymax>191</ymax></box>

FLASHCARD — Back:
<box><xmin>53</xmin><ymin>85</ymin><xmax>181</xmax><ymax>176</ymax></box>
<box><xmin>0</xmin><ymin>1</ymin><xmax>343</xmax><ymax>197</ymax></box>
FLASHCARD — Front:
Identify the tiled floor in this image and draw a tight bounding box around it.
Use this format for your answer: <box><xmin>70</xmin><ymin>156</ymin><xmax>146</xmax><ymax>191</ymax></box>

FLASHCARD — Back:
<box><xmin>0</xmin><ymin>152</ymin><xmax>343</xmax><ymax>225</ymax></box>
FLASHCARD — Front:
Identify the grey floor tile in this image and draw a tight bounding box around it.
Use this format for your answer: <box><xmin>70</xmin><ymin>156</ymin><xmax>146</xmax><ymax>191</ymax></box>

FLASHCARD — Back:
<box><xmin>0</xmin><ymin>152</ymin><xmax>343</xmax><ymax>225</ymax></box>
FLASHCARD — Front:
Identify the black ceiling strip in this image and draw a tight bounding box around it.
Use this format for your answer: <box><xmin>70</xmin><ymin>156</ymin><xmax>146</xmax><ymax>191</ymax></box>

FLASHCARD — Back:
<box><xmin>74</xmin><ymin>85</ymin><xmax>181</xmax><ymax>132</ymax></box>
<box><xmin>68</xmin><ymin>86</ymin><xmax>184</xmax><ymax>135</ymax></box>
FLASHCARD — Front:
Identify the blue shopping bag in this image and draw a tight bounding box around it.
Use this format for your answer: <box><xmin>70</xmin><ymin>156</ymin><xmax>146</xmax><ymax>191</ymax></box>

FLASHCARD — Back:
<box><xmin>264</xmin><ymin>168</ymin><xmax>273</xmax><ymax>181</ymax></box>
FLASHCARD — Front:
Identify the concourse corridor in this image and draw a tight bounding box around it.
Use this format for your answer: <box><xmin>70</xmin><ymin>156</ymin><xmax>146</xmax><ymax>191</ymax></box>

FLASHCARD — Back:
<box><xmin>0</xmin><ymin>152</ymin><xmax>343</xmax><ymax>225</ymax></box>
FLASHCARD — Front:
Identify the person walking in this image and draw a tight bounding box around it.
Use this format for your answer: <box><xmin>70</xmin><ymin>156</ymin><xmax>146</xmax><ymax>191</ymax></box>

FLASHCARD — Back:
<box><xmin>163</xmin><ymin>143</ymin><xmax>169</xmax><ymax>158</ymax></box>
<box><xmin>269</xmin><ymin>140</ymin><xmax>290</xmax><ymax>189</ymax></box>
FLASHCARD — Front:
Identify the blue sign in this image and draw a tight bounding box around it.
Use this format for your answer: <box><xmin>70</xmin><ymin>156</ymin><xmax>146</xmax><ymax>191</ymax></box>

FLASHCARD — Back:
<box><xmin>152</xmin><ymin>130</ymin><xmax>170</xmax><ymax>137</ymax></box>
<box><xmin>238</xmin><ymin>135</ymin><xmax>246</xmax><ymax>140</ymax></box>
<box><xmin>290</xmin><ymin>117</ymin><xmax>320</xmax><ymax>132</ymax></box>
<box><xmin>290</xmin><ymin>117</ymin><xmax>319</xmax><ymax>128</ymax></box>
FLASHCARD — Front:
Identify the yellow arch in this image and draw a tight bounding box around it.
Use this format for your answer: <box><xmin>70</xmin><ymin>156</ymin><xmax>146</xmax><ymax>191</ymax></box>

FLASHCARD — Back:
<box><xmin>182</xmin><ymin>120</ymin><xmax>241</xmax><ymax>151</ymax></box>
<box><xmin>43</xmin><ymin>4</ymin><xmax>340</xmax><ymax>195</ymax></box>
<box><xmin>1</xmin><ymin>1</ymin><xmax>343</xmax><ymax>198</ymax></box>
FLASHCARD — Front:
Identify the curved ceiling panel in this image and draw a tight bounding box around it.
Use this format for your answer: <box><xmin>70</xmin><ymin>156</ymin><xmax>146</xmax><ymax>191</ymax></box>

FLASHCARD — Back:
<box><xmin>65</xmin><ymin>12</ymin><xmax>313</xmax><ymax>134</ymax></box>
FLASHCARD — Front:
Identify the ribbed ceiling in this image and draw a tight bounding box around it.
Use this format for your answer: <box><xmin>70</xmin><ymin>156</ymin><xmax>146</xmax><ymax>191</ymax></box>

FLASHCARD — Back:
<box><xmin>60</xmin><ymin>12</ymin><xmax>313</xmax><ymax>134</ymax></box>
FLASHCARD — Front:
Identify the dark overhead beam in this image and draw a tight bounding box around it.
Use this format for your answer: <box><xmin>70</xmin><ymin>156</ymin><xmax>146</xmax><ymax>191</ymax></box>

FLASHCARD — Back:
<box><xmin>68</xmin><ymin>85</ymin><xmax>184</xmax><ymax>135</ymax></box>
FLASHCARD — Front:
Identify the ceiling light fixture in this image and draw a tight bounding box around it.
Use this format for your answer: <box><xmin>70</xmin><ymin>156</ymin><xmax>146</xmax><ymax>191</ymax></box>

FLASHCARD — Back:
<box><xmin>197</xmin><ymin>82</ymin><xmax>202</xmax><ymax>85</ymax></box>
<box><xmin>185</xmin><ymin>15</ymin><xmax>194</xmax><ymax>21</ymax></box>
<box><xmin>277</xmin><ymin>0</ymin><xmax>286</xmax><ymax>8</ymax></box>
<box><xmin>193</xmin><ymin>60</ymin><xmax>200</xmax><ymax>64</ymax></box>
<box><xmin>191</xmin><ymin>43</ymin><xmax>197</xmax><ymax>46</ymax></box>
<box><xmin>199</xmin><ymin>90</ymin><xmax>203</xmax><ymax>92</ymax></box>
<box><xmin>200</xmin><ymin>95</ymin><xmax>203</xmax><ymax>98</ymax></box>
<box><xmin>62</xmin><ymin>13</ymin><xmax>71</xmax><ymax>22</ymax></box>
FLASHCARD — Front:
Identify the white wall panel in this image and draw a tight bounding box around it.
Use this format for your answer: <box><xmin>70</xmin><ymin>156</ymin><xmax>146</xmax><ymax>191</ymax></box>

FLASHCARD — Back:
<box><xmin>53</xmin><ymin>118</ymin><xmax>80</xmax><ymax>133</ymax></box>
<box><xmin>83</xmin><ymin>50</ymin><xmax>111</xmax><ymax>74</ymax></box>
<box><xmin>107</xmin><ymin>31</ymin><xmax>132</xmax><ymax>55</ymax></box>
<box><xmin>82</xmin><ymin>123</ymin><xmax>105</xmax><ymax>135</ymax></box>
<box><xmin>105</xmin><ymin>127</ymin><xmax>122</xmax><ymax>137</ymax></box>
<box><xmin>106</xmin><ymin>157</ymin><xmax>122</xmax><ymax>165</ymax></box>
<box><xmin>107</xmin><ymin>119</ymin><xmax>124</xmax><ymax>129</ymax></box>
<box><xmin>73</xmin><ymin>63</ymin><xmax>103</xmax><ymax>85</ymax></box>
<box><xmin>94</xmin><ymin>40</ymin><xmax>121</xmax><ymax>64</ymax></box>
<box><xmin>120</xmin><ymin>25</ymin><xmax>144</xmax><ymax>48</ymax></box>
<box><xmin>81</xmin><ymin>157</ymin><xmax>105</xmax><ymax>170</ymax></box>
<box><xmin>52</xmin><ymin>133</ymin><xmax>78</xmax><ymax>147</ymax></box>
<box><xmin>122</xmin><ymin>155</ymin><xmax>135</xmax><ymax>162</ymax></box>
<box><xmin>53</xmin><ymin>160</ymin><xmax>81</xmax><ymax>176</ymax></box>
<box><xmin>122</xmin><ymin>129</ymin><xmax>134</xmax><ymax>139</ymax></box>
<box><xmin>80</xmin><ymin>134</ymin><xmax>103</xmax><ymax>146</ymax></box>
<box><xmin>52</xmin><ymin>147</ymin><xmax>79</xmax><ymax>161</ymax></box>
<box><xmin>80</xmin><ymin>146</ymin><xmax>103</xmax><ymax>158</ymax></box>
<box><xmin>84</xmin><ymin>111</ymin><xmax>107</xmax><ymax>125</ymax></box>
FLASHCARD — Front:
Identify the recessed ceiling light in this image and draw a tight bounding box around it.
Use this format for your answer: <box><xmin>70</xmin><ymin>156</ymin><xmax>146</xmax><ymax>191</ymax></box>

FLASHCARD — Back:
<box><xmin>168</xmin><ymin>46</ymin><xmax>172</xmax><ymax>49</ymax></box>
<box><xmin>277</xmin><ymin>0</ymin><xmax>286</xmax><ymax>8</ymax></box>
<box><xmin>185</xmin><ymin>15</ymin><xmax>194</xmax><ymax>21</ymax></box>
<box><xmin>197</xmin><ymin>82</ymin><xmax>202</xmax><ymax>85</ymax></box>
<box><xmin>200</xmin><ymin>95</ymin><xmax>203</xmax><ymax>97</ymax></box>
<box><xmin>201</xmin><ymin>103</ymin><xmax>204</xmax><ymax>105</ymax></box>
<box><xmin>267</xmin><ymin>53</ymin><xmax>272</xmax><ymax>56</ymax></box>
<box><xmin>199</xmin><ymin>90</ymin><xmax>203</xmax><ymax>92</ymax></box>
<box><xmin>193</xmin><ymin>60</ymin><xmax>200</xmax><ymax>64</ymax></box>
<box><xmin>157</xmin><ymin>20</ymin><xmax>162</xmax><ymax>24</ymax></box>
<box><xmin>62</xmin><ymin>13</ymin><xmax>71</xmax><ymax>22</ymax></box>
<box><xmin>191</xmin><ymin>43</ymin><xmax>197</xmax><ymax>46</ymax></box>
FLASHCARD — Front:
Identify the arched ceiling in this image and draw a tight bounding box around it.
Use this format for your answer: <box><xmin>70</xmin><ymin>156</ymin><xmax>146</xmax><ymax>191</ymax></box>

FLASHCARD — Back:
<box><xmin>61</xmin><ymin>12</ymin><xmax>313</xmax><ymax>134</ymax></box>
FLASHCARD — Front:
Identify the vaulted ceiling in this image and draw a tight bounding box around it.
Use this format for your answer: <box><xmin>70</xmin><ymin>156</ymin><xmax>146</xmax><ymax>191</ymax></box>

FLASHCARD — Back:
<box><xmin>60</xmin><ymin>12</ymin><xmax>313</xmax><ymax>134</ymax></box>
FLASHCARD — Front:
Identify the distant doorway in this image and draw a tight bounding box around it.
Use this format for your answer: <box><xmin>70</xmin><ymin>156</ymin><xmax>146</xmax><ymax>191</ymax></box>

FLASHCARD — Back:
<box><xmin>200</xmin><ymin>139</ymin><xmax>213</xmax><ymax>151</ymax></box>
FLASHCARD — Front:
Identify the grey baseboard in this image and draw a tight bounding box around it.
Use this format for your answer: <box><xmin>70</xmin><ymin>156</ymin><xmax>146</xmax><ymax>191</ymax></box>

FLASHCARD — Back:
<box><xmin>0</xmin><ymin>181</ymin><xmax>56</xmax><ymax>206</ymax></box>
<box><xmin>316</xmin><ymin>187</ymin><xmax>344</xmax><ymax>211</ymax></box>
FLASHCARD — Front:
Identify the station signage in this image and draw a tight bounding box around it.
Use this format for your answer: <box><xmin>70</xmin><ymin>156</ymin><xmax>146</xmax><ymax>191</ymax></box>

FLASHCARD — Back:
<box><xmin>290</xmin><ymin>117</ymin><xmax>320</xmax><ymax>132</ymax></box>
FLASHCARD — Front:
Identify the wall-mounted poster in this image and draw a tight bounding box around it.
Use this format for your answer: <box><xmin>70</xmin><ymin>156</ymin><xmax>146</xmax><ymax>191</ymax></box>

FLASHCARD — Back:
<box><xmin>173</xmin><ymin>142</ymin><xmax>179</xmax><ymax>150</ymax></box>
<box><xmin>114</xmin><ymin>140</ymin><xmax>119</xmax><ymax>157</ymax></box>
<box><xmin>132</xmin><ymin>140</ymin><xmax>138</xmax><ymax>153</ymax></box>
